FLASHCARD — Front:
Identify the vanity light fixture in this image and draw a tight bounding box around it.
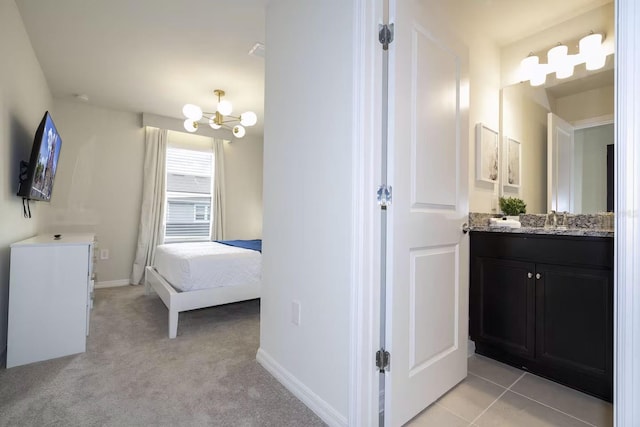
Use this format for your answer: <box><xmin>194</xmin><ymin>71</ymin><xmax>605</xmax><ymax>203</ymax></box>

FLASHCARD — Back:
<box><xmin>182</xmin><ymin>89</ymin><xmax>257</xmax><ymax>138</ymax></box>
<box><xmin>520</xmin><ymin>31</ymin><xmax>607</xmax><ymax>86</ymax></box>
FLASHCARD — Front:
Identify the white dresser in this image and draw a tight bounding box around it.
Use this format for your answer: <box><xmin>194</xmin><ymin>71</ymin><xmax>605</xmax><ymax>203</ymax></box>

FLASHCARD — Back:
<box><xmin>7</xmin><ymin>233</ymin><xmax>96</xmax><ymax>368</ymax></box>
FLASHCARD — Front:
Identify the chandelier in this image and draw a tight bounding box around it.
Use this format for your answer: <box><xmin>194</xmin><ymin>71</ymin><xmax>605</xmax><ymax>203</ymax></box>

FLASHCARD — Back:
<box><xmin>182</xmin><ymin>89</ymin><xmax>257</xmax><ymax>138</ymax></box>
<box><xmin>520</xmin><ymin>32</ymin><xmax>607</xmax><ymax>87</ymax></box>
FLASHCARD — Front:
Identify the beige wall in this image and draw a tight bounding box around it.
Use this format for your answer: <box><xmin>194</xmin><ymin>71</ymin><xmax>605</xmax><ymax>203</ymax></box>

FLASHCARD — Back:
<box><xmin>501</xmin><ymin>85</ymin><xmax>549</xmax><ymax>213</ymax></box>
<box><xmin>553</xmin><ymin>85</ymin><xmax>614</xmax><ymax>123</ymax></box>
<box><xmin>0</xmin><ymin>0</ymin><xmax>53</xmax><ymax>357</ymax></box>
<box><xmin>46</xmin><ymin>99</ymin><xmax>145</xmax><ymax>284</ymax></box>
<box><xmin>223</xmin><ymin>135</ymin><xmax>263</xmax><ymax>239</ymax></box>
<box><xmin>468</xmin><ymin>38</ymin><xmax>502</xmax><ymax>213</ymax></box>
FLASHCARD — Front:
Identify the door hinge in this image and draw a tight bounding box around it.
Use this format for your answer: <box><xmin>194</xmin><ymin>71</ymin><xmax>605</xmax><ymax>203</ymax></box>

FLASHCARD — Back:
<box><xmin>377</xmin><ymin>184</ymin><xmax>392</xmax><ymax>209</ymax></box>
<box><xmin>378</xmin><ymin>23</ymin><xmax>394</xmax><ymax>50</ymax></box>
<box><xmin>376</xmin><ymin>349</ymin><xmax>391</xmax><ymax>373</ymax></box>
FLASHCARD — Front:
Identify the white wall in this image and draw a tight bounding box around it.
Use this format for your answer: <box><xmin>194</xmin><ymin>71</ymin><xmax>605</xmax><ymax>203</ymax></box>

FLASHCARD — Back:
<box><xmin>45</xmin><ymin>99</ymin><xmax>145</xmax><ymax>284</ymax></box>
<box><xmin>0</xmin><ymin>0</ymin><xmax>52</xmax><ymax>360</ymax></box>
<box><xmin>576</xmin><ymin>123</ymin><xmax>613</xmax><ymax>213</ymax></box>
<box><xmin>259</xmin><ymin>0</ymin><xmax>353</xmax><ymax>424</ymax></box>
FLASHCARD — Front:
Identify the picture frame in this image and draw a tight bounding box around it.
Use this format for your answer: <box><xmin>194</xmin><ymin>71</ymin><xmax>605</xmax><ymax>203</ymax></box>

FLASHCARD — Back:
<box><xmin>475</xmin><ymin>123</ymin><xmax>499</xmax><ymax>184</ymax></box>
<box><xmin>504</xmin><ymin>137</ymin><xmax>521</xmax><ymax>188</ymax></box>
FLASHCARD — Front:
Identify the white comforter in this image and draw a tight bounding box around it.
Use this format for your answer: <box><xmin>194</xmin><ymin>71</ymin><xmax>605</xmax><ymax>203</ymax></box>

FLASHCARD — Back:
<box><xmin>153</xmin><ymin>242</ymin><xmax>261</xmax><ymax>292</ymax></box>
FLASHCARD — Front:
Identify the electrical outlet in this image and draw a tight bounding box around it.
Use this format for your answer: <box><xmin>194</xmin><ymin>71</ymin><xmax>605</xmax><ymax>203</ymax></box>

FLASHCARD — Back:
<box><xmin>291</xmin><ymin>300</ymin><xmax>301</xmax><ymax>326</ymax></box>
<box><xmin>100</xmin><ymin>249</ymin><xmax>109</xmax><ymax>260</ymax></box>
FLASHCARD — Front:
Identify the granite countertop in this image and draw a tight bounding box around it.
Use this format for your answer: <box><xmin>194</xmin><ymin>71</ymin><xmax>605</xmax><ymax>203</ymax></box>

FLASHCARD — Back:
<box><xmin>469</xmin><ymin>212</ymin><xmax>614</xmax><ymax>238</ymax></box>
<box><xmin>470</xmin><ymin>225</ymin><xmax>614</xmax><ymax>238</ymax></box>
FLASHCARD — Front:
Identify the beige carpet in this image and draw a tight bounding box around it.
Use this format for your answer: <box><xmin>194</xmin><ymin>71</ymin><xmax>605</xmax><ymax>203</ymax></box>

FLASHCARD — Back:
<box><xmin>0</xmin><ymin>286</ymin><xmax>325</xmax><ymax>427</ymax></box>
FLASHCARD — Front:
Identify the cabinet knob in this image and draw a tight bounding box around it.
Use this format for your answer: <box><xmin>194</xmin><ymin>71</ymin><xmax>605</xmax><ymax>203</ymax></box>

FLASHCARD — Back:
<box><xmin>527</xmin><ymin>272</ymin><xmax>533</xmax><ymax>279</ymax></box>
<box><xmin>462</xmin><ymin>223</ymin><xmax>470</xmax><ymax>234</ymax></box>
<box><xmin>536</xmin><ymin>273</ymin><xmax>542</xmax><ymax>280</ymax></box>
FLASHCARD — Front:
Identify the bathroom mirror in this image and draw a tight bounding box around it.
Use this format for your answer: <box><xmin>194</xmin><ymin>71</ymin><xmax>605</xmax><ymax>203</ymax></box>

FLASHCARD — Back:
<box><xmin>500</xmin><ymin>68</ymin><xmax>614</xmax><ymax>214</ymax></box>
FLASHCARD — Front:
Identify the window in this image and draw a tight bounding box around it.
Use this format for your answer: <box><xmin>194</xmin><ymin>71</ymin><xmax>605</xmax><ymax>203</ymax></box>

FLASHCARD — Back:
<box><xmin>194</xmin><ymin>205</ymin><xmax>210</xmax><ymax>222</ymax></box>
<box><xmin>164</xmin><ymin>146</ymin><xmax>213</xmax><ymax>242</ymax></box>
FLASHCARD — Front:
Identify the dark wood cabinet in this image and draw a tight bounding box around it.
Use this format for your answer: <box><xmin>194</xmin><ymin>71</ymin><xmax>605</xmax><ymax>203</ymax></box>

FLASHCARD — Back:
<box><xmin>470</xmin><ymin>232</ymin><xmax>613</xmax><ymax>401</ymax></box>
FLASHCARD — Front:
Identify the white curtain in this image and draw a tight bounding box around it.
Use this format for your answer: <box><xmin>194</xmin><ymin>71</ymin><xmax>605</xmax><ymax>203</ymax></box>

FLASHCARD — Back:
<box><xmin>131</xmin><ymin>127</ymin><xmax>168</xmax><ymax>285</ymax></box>
<box><xmin>211</xmin><ymin>138</ymin><xmax>226</xmax><ymax>240</ymax></box>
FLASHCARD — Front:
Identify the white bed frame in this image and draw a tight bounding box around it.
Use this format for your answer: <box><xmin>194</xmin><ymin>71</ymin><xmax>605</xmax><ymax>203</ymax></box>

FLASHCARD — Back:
<box><xmin>144</xmin><ymin>266</ymin><xmax>260</xmax><ymax>338</ymax></box>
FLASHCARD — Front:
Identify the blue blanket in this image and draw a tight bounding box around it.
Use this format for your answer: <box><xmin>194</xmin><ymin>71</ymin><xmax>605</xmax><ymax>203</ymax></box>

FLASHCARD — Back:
<box><xmin>215</xmin><ymin>239</ymin><xmax>262</xmax><ymax>253</ymax></box>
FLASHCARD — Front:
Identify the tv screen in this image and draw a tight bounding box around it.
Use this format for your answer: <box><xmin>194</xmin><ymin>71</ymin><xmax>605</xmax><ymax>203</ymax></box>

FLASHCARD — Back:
<box><xmin>17</xmin><ymin>111</ymin><xmax>62</xmax><ymax>202</ymax></box>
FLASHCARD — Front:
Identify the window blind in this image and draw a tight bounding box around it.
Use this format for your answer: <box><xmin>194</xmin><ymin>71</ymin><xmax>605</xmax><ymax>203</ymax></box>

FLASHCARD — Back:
<box><xmin>165</xmin><ymin>146</ymin><xmax>214</xmax><ymax>241</ymax></box>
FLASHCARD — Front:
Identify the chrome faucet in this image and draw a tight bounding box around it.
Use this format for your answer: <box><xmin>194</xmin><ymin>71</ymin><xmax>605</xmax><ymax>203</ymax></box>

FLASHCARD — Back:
<box><xmin>545</xmin><ymin>210</ymin><xmax>557</xmax><ymax>228</ymax></box>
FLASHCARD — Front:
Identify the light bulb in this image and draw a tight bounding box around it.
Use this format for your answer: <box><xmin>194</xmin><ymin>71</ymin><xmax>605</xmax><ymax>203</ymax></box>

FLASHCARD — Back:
<box><xmin>182</xmin><ymin>104</ymin><xmax>203</xmax><ymax>121</ymax></box>
<box><xmin>530</xmin><ymin>68</ymin><xmax>547</xmax><ymax>87</ymax></box>
<box><xmin>585</xmin><ymin>53</ymin><xmax>606</xmax><ymax>71</ymax></box>
<box><xmin>233</xmin><ymin>125</ymin><xmax>246</xmax><ymax>138</ymax></box>
<box><xmin>580</xmin><ymin>33</ymin><xmax>606</xmax><ymax>71</ymax></box>
<box><xmin>579</xmin><ymin>33</ymin><xmax>603</xmax><ymax>54</ymax></box>
<box><xmin>183</xmin><ymin>119</ymin><xmax>198</xmax><ymax>133</ymax></box>
<box><xmin>240</xmin><ymin>111</ymin><xmax>258</xmax><ymax>127</ymax></box>
<box><xmin>209</xmin><ymin>118</ymin><xmax>221</xmax><ymax>129</ymax></box>
<box><xmin>217</xmin><ymin>100</ymin><xmax>233</xmax><ymax>116</ymax></box>
<box><xmin>555</xmin><ymin>62</ymin><xmax>574</xmax><ymax>79</ymax></box>
<box><xmin>547</xmin><ymin>44</ymin><xmax>568</xmax><ymax>67</ymax></box>
<box><xmin>520</xmin><ymin>55</ymin><xmax>539</xmax><ymax>81</ymax></box>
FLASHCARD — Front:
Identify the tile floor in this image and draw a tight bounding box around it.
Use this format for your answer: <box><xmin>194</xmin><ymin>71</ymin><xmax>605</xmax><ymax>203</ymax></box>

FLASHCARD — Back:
<box><xmin>407</xmin><ymin>354</ymin><xmax>613</xmax><ymax>427</ymax></box>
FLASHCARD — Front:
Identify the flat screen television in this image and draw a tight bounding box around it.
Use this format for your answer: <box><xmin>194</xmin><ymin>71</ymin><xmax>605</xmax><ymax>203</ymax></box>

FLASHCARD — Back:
<box><xmin>17</xmin><ymin>111</ymin><xmax>62</xmax><ymax>202</ymax></box>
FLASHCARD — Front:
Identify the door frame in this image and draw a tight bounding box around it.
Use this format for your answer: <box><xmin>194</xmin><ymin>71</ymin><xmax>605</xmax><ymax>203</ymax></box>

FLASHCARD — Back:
<box><xmin>349</xmin><ymin>0</ymin><xmax>384</xmax><ymax>425</ymax></box>
<box><xmin>614</xmin><ymin>0</ymin><xmax>640</xmax><ymax>425</ymax></box>
<box><xmin>349</xmin><ymin>0</ymin><xmax>640</xmax><ymax>426</ymax></box>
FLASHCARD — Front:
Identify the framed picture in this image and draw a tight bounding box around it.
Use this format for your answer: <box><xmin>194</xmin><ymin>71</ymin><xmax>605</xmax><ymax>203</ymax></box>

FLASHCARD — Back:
<box><xmin>475</xmin><ymin>123</ymin><xmax>499</xmax><ymax>184</ymax></box>
<box><xmin>504</xmin><ymin>137</ymin><xmax>521</xmax><ymax>188</ymax></box>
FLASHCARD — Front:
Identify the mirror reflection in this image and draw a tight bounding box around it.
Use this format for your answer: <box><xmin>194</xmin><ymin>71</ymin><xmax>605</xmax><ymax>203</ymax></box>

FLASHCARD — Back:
<box><xmin>497</xmin><ymin>0</ymin><xmax>614</xmax><ymax>215</ymax></box>
<box><xmin>500</xmin><ymin>68</ymin><xmax>614</xmax><ymax>214</ymax></box>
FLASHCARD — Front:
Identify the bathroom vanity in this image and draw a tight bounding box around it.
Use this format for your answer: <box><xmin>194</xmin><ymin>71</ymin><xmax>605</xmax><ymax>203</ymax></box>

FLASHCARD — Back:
<box><xmin>469</xmin><ymin>229</ymin><xmax>613</xmax><ymax>401</ymax></box>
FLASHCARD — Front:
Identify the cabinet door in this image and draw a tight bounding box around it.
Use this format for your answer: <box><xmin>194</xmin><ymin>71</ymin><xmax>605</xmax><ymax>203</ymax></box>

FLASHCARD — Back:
<box><xmin>535</xmin><ymin>264</ymin><xmax>613</xmax><ymax>382</ymax></box>
<box><xmin>471</xmin><ymin>257</ymin><xmax>535</xmax><ymax>358</ymax></box>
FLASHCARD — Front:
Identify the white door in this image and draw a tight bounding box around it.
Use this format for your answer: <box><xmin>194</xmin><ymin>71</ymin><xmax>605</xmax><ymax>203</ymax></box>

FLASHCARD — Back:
<box><xmin>384</xmin><ymin>0</ymin><xmax>469</xmax><ymax>425</ymax></box>
<box><xmin>548</xmin><ymin>113</ymin><xmax>575</xmax><ymax>213</ymax></box>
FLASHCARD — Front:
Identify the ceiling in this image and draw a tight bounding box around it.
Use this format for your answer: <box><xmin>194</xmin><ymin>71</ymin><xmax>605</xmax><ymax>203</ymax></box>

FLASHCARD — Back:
<box><xmin>16</xmin><ymin>0</ymin><xmax>611</xmax><ymax>139</ymax></box>
<box><xmin>16</xmin><ymin>0</ymin><xmax>267</xmax><ymax>135</ymax></box>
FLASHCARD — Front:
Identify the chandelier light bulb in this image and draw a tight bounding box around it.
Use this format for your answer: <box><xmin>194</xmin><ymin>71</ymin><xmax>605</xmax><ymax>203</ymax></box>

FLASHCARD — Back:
<box><xmin>183</xmin><ymin>119</ymin><xmax>198</xmax><ymax>133</ymax></box>
<box><xmin>183</xmin><ymin>104</ymin><xmax>203</xmax><ymax>121</ymax></box>
<box><xmin>209</xmin><ymin>118</ymin><xmax>221</xmax><ymax>129</ymax></box>
<box><xmin>240</xmin><ymin>111</ymin><xmax>258</xmax><ymax>127</ymax></box>
<box><xmin>233</xmin><ymin>125</ymin><xmax>246</xmax><ymax>138</ymax></box>
<box><xmin>217</xmin><ymin>100</ymin><xmax>233</xmax><ymax>116</ymax></box>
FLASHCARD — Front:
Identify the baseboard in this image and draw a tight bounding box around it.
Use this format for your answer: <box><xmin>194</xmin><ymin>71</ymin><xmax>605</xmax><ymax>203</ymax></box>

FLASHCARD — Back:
<box><xmin>256</xmin><ymin>348</ymin><xmax>348</xmax><ymax>427</ymax></box>
<box><xmin>95</xmin><ymin>279</ymin><xmax>131</xmax><ymax>289</ymax></box>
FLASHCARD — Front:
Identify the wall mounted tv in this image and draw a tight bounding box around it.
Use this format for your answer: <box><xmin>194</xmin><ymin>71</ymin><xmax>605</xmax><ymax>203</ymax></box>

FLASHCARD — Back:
<box><xmin>17</xmin><ymin>111</ymin><xmax>62</xmax><ymax>202</ymax></box>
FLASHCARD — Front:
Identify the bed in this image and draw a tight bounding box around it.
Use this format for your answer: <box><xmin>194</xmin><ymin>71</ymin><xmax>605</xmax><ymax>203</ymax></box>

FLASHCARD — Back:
<box><xmin>144</xmin><ymin>240</ymin><xmax>261</xmax><ymax>338</ymax></box>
